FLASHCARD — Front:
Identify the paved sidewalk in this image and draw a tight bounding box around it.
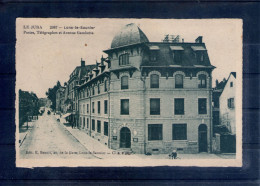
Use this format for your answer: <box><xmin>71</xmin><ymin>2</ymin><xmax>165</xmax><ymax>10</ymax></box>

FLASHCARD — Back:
<box><xmin>19</xmin><ymin>120</ymin><xmax>37</xmax><ymax>147</ymax></box>
<box><xmin>59</xmin><ymin>117</ymin><xmax>235</xmax><ymax>160</ymax></box>
<box><xmin>59</xmin><ymin>117</ymin><xmax>139</xmax><ymax>159</ymax></box>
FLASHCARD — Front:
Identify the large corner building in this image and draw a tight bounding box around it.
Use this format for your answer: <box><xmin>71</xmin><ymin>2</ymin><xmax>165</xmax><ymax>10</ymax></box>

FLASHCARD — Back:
<box><xmin>76</xmin><ymin>23</ymin><xmax>215</xmax><ymax>154</ymax></box>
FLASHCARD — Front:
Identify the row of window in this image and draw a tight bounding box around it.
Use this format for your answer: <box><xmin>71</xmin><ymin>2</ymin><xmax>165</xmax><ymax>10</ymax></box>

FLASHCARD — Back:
<box><xmin>79</xmin><ymin>80</ymin><xmax>108</xmax><ymax>99</ymax></box>
<box><xmin>119</xmin><ymin>50</ymin><xmax>205</xmax><ymax>65</ymax></box>
<box><xmin>78</xmin><ymin>73</ymin><xmax>207</xmax><ymax>100</ymax></box>
<box><xmin>120</xmin><ymin>98</ymin><xmax>207</xmax><ymax>115</ymax></box>
<box><xmin>121</xmin><ymin>74</ymin><xmax>207</xmax><ymax>90</ymax></box>
<box><xmin>80</xmin><ymin>118</ymin><xmax>109</xmax><ymax>136</ymax></box>
<box><xmin>148</xmin><ymin>124</ymin><xmax>187</xmax><ymax>141</ymax></box>
<box><xmin>80</xmin><ymin>100</ymin><xmax>108</xmax><ymax>115</ymax></box>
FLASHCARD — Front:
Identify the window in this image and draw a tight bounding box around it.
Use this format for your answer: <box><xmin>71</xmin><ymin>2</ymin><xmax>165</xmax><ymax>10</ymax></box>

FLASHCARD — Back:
<box><xmin>148</xmin><ymin>124</ymin><xmax>162</xmax><ymax>141</ymax></box>
<box><xmin>173</xmin><ymin>51</ymin><xmax>182</xmax><ymax>64</ymax></box>
<box><xmin>92</xmin><ymin>87</ymin><xmax>95</xmax><ymax>95</ymax></box>
<box><xmin>175</xmin><ymin>74</ymin><xmax>183</xmax><ymax>88</ymax></box>
<box><xmin>150</xmin><ymin>52</ymin><xmax>157</xmax><ymax>61</ymax></box>
<box><xmin>121</xmin><ymin>99</ymin><xmax>129</xmax><ymax>115</ymax></box>
<box><xmin>87</xmin><ymin>118</ymin><xmax>89</xmax><ymax>128</ymax></box>
<box><xmin>227</xmin><ymin>98</ymin><xmax>234</xmax><ymax>108</ymax></box>
<box><xmin>87</xmin><ymin>104</ymin><xmax>89</xmax><ymax>113</ymax></box>
<box><xmin>92</xmin><ymin>102</ymin><xmax>95</xmax><ymax>113</ymax></box>
<box><xmin>174</xmin><ymin>98</ymin><xmax>184</xmax><ymax>115</ymax></box>
<box><xmin>150</xmin><ymin>74</ymin><xmax>159</xmax><ymax>88</ymax></box>
<box><xmin>198</xmin><ymin>74</ymin><xmax>207</xmax><ymax>88</ymax></box>
<box><xmin>104</xmin><ymin>100</ymin><xmax>108</xmax><ymax>114</ymax></box>
<box><xmin>98</xmin><ymin>84</ymin><xmax>100</xmax><ymax>94</ymax></box>
<box><xmin>230</xmin><ymin>82</ymin><xmax>233</xmax><ymax>87</ymax></box>
<box><xmin>172</xmin><ymin>124</ymin><xmax>187</xmax><ymax>140</ymax></box>
<box><xmin>92</xmin><ymin>119</ymin><xmax>95</xmax><ymax>131</ymax></box>
<box><xmin>104</xmin><ymin>122</ymin><xmax>108</xmax><ymax>136</ymax></box>
<box><xmin>150</xmin><ymin>98</ymin><xmax>160</xmax><ymax>115</ymax></box>
<box><xmin>98</xmin><ymin>101</ymin><xmax>101</xmax><ymax>114</ymax></box>
<box><xmin>104</xmin><ymin>80</ymin><xmax>107</xmax><ymax>92</ymax></box>
<box><xmin>97</xmin><ymin>120</ymin><xmax>101</xmax><ymax>133</ymax></box>
<box><xmin>87</xmin><ymin>89</ymin><xmax>89</xmax><ymax>97</ymax></box>
<box><xmin>121</xmin><ymin>76</ymin><xmax>129</xmax><ymax>89</ymax></box>
<box><xmin>83</xmin><ymin>104</ymin><xmax>85</xmax><ymax>114</ymax></box>
<box><xmin>198</xmin><ymin>98</ymin><xmax>207</xmax><ymax>114</ymax></box>
<box><xmin>196</xmin><ymin>51</ymin><xmax>204</xmax><ymax>62</ymax></box>
<box><xmin>119</xmin><ymin>53</ymin><xmax>129</xmax><ymax>66</ymax></box>
<box><xmin>83</xmin><ymin>117</ymin><xmax>85</xmax><ymax>129</ymax></box>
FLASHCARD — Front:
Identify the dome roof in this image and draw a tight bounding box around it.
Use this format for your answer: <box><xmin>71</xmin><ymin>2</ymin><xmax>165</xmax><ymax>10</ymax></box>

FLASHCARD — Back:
<box><xmin>111</xmin><ymin>23</ymin><xmax>149</xmax><ymax>49</ymax></box>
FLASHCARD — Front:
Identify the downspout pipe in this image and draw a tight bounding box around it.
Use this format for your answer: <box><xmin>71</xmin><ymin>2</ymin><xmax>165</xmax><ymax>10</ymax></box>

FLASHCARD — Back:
<box><xmin>140</xmin><ymin>67</ymin><xmax>147</xmax><ymax>154</ymax></box>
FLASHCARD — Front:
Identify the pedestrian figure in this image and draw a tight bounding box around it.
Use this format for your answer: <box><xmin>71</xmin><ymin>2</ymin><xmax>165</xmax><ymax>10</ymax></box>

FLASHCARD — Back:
<box><xmin>169</xmin><ymin>149</ymin><xmax>177</xmax><ymax>159</ymax></box>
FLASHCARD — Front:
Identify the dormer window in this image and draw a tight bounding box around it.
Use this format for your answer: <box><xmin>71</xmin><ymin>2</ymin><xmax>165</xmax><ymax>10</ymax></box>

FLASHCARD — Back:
<box><xmin>191</xmin><ymin>46</ymin><xmax>206</xmax><ymax>63</ymax></box>
<box><xmin>170</xmin><ymin>46</ymin><xmax>184</xmax><ymax>64</ymax></box>
<box><xmin>149</xmin><ymin>46</ymin><xmax>159</xmax><ymax>62</ymax></box>
<box><xmin>119</xmin><ymin>53</ymin><xmax>129</xmax><ymax>66</ymax></box>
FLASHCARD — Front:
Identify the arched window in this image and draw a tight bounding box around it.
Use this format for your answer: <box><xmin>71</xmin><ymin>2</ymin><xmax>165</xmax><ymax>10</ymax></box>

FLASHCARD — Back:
<box><xmin>119</xmin><ymin>53</ymin><xmax>129</xmax><ymax>66</ymax></box>
<box><xmin>150</xmin><ymin>74</ymin><xmax>159</xmax><ymax>88</ymax></box>
<box><xmin>175</xmin><ymin>74</ymin><xmax>183</xmax><ymax>88</ymax></box>
<box><xmin>198</xmin><ymin>74</ymin><xmax>207</xmax><ymax>88</ymax></box>
<box><xmin>121</xmin><ymin>76</ymin><xmax>129</xmax><ymax>89</ymax></box>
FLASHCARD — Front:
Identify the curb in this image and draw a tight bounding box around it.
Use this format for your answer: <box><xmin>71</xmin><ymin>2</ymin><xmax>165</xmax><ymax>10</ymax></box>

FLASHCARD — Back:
<box><xmin>19</xmin><ymin>132</ymin><xmax>28</xmax><ymax>147</ymax></box>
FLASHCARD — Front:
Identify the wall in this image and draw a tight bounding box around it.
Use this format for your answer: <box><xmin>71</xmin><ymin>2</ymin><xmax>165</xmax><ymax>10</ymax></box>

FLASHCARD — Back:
<box><xmin>219</xmin><ymin>74</ymin><xmax>236</xmax><ymax>134</ymax></box>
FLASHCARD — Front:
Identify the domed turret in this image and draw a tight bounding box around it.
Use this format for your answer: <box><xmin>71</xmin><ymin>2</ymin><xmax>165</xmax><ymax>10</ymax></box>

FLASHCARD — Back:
<box><xmin>111</xmin><ymin>23</ymin><xmax>149</xmax><ymax>49</ymax></box>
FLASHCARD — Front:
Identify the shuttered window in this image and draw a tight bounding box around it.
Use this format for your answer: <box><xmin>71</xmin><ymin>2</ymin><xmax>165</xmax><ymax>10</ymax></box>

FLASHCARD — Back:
<box><xmin>121</xmin><ymin>76</ymin><xmax>129</xmax><ymax>89</ymax></box>
<box><xmin>198</xmin><ymin>74</ymin><xmax>207</xmax><ymax>88</ymax></box>
<box><xmin>148</xmin><ymin>124</ymin><xmax>163</xmax><ymax>141</ymax></box>
<box><xmin>150</xmin><ymin>98</ymin><xmax>160</xmax><ymax>115</ymax></box>
<box><xmin>121</xmin><ymin>99</ymin><xmax>129</xmax><ymax>115</ymax></box>
<box><xmin>175</xmin><ymin>74</ymin><xmax>183</xmax><ymax>88</ymax></box>
<box><xmin>104</xmin><ymin>122</ymin><xmax>108</xmax><ymax>136</ymax></box>
<box><xmin>198</xmin><ymin>98</ymin><xmax>207</xmax><ymax>114</ymax></box>
<box><xmin>172</xmin><ymin>124</ymin><xmax>187</xmax><ymax>140</ymax></box>
<box><xmin>97</xmin><ymin>120</ymin><xmax>101</xmax><ymax>133</ymax></box>
<box><xmin>174</xmin><ymin>98</ymin><xmax>184</xmax><ymax>115</ymax></box>
<box><xmin>119</xmin><ymin>53</ymin><xmax>129</xmax><ymax>66</ymax></box>
<box><xmin>150</xmin><ymin>74</ymin><xmax>159</xmax><ymax>88</ymax></box>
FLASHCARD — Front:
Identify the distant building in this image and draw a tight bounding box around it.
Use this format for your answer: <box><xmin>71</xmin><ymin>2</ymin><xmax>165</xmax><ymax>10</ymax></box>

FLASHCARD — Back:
<box><xmin>76</xmin><ymin>23</ymin><xmax>215</xmax><ymax>154</ymax></box>
<box><xmin>64</xmin><ymin>60</ymin><xmax>95</xmax><ymax>125</ymax></box>
<box><xmin>219</xmin><ymin>72</ymin><xmax>236</xmax><ymax>134</ymax></box>
<box><xmin>56</xmin><ymin>87</ymin><xmax>65</xmax><ymax>113</ymax></box>
<box><xmin>19</xmin><ymin>89</ymin><xmax>39</xmax><ymax>126</ymax></box>
<box><xmin>212</xmin><ymin>79</ymin><xmax>227</xmax><ymax>133</ymax></box>
<box><xmin>38</xmin><ymin>98</ymin><xmax>48</xmax><ymax>107</ymax></box>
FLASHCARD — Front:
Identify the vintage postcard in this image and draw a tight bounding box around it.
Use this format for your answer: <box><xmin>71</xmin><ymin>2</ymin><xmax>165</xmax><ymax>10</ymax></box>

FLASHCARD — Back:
<box><xmin>16</xmin><ymin>18</ymin><xmax>242</xmax><ymax>167</ymax></box>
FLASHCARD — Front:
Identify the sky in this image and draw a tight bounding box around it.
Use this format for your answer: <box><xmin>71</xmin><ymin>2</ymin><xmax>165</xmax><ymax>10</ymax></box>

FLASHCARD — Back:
<box><xmin>16</xmin><ymin>18</ymin><xmax>242</xmax><ymax>98</ymax></box>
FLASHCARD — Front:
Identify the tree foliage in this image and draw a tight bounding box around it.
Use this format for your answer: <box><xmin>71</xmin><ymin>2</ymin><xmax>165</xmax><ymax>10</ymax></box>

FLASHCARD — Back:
<box><xmin>45</xmin><ymin>81</ymin><xmax>61</xmax><ymax>110</ymax></box>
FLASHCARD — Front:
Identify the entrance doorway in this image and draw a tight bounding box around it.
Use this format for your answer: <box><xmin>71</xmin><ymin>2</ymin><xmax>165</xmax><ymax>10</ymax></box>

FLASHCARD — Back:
<box><xmin>198</xmin><ymin>124</ymin><xmax>208</xmax><ymax>152</ymax></box>
<box><xmin>120</xmin><ymin>127</ymin><xmax>131</xmax><ymax>148</ymax></box>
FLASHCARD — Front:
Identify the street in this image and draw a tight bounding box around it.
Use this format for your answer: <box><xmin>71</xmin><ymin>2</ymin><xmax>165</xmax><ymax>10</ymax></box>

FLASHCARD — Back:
<box><xmin>19</xmin><ymin>111</ymin><xmax>96</xmax><ymax>159</ymax></box>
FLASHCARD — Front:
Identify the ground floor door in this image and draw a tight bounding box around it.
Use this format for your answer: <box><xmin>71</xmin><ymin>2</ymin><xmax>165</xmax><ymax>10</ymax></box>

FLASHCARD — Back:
<box><xmin>120</xmin><ymin>127</ymin><xmax>131</xmax><ymax>148</ymax></box>
<box><xmin>199</xmin><ymin>124</ymin><xmax>208</xmax><ymax>152</ymax></box>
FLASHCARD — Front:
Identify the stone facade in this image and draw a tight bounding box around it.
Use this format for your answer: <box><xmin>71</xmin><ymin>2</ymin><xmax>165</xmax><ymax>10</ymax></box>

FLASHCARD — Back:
<box><xmin>76</xmin><ymin>23</ymin><xmax>215</xmax><ymax>154</ymax></box>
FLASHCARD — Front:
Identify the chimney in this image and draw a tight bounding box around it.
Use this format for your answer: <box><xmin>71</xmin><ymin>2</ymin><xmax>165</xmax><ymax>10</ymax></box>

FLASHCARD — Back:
<box><xmin>81</xmin><ymin>58</ymin><xmax>85</xmax><ymax>67</ymax></box>
<box><xmin>195</xmin><ymin>36</ymin><xmax>203</xmax><ymax>43</ymax></box>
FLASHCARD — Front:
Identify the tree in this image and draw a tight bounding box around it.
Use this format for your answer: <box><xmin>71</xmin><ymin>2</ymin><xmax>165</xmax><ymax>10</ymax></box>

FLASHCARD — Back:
<box><xmin>46</xmin><ymin>81</ymin><xmax>61</xmax><ymax>110</ymax></box>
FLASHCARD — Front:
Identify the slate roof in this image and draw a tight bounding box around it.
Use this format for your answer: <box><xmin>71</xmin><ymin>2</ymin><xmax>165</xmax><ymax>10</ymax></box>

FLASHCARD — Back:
<box><xmin>231</xmin><ymin>72</ymin><xmax>236</xmax><ymax>78</ymax></box>
<box><xmin>141</xmin><ymin>42</ymin><xmax>214</xmax><ymax>67</ymax></box>
<box><xmin>69</xmin><ymin>64</ymin><xmax>96</xmax><ymax>82</ymax></box>
<box><xmin>110</xmin><ymin>23</ymin><xmax>149</xmax><ymax>49</ymax></box>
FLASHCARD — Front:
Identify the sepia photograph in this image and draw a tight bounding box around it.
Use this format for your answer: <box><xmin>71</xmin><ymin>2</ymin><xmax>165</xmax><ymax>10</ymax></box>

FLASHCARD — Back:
<box><xmin>15</xmin><ymin>18</ymin><xmax>242</xmax><ymax>167</ymax></box>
